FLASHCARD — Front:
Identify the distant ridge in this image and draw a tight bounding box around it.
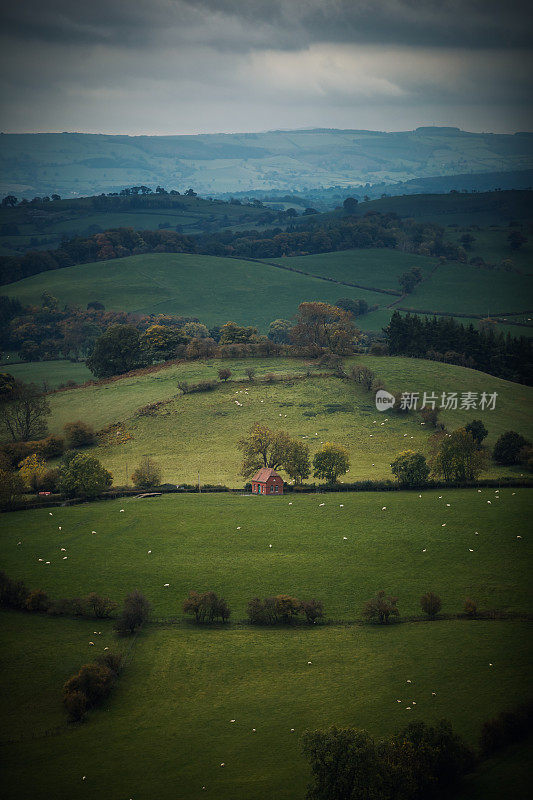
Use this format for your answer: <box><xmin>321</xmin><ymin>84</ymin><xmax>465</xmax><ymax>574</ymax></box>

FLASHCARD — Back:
<box><xmin>1</xmin><ymin>127</ymin><xmax>532</xmax><ymax>198</ymax></box>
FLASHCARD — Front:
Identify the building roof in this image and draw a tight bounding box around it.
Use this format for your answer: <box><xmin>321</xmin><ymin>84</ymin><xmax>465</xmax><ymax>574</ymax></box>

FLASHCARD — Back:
<box><xmin>252</xmin><ymin>467</ymin><xmax>282</xmax><ymax>483</ymax></box>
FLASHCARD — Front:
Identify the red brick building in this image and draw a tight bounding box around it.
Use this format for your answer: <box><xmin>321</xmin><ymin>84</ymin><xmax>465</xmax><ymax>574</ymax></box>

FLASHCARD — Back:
<box><xmin>251</xmin><ymin>468</ymin><xmax>284</xmax><ymax>495</ymax></box>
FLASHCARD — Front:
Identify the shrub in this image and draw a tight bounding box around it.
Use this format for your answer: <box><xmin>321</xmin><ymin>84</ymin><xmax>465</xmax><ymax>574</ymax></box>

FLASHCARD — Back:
<box><xmin>131</xmin><ymin>457</ymin><xmax>162</xmax><ymax>489</ymax></box>
<box><xmin>363</xmin><ymin>590</ymin><xmax>399</xmax><ymax>624</ymax></box>
<box><xmin>114</xmin><ymin>589</ymin><xmax>151</xmax><ymax>635</ymax></box>
<box><xmin>391</xmin><ymin>451</ymin><xmax>430</xmax><ymax>487</ymax></box>
<box><xmin>350</xmin><ymin>364</ymin><xmax>375</xmax><ymax>391</ymax></box>
<box><xmin>0</xmin><ymin>570</ymin><xmax>29</xmax><ymax>609</ymax></box>
<box><xmin>38</xmin><ymin>435</ymin><xmax>65</xmax><ymax>459</ymax></box>
<box><xmin>245</xmin><ymin>367</ymin><xmax>256</xmax><ymax>381</ymax></box>
<box><xmin>85</xmin><ymin>592</ymin><xmax>118</xmax><ymax>619</ymax></box>
<box><xmin>301</xmin><ymin>598</ymin><xmax>324</xmax><ymax>624</ymax></box>
<box><xmin>177</xmin><ymin>380</ymin><xmax>190</xmax><ymax>394</ymax></box>
<box><xmin>182</xmin><ymin>590</ymin><xmax>230</xmax><ymax>623</ymax></box>
<box><xmin>63</xmin><ymin>420</ymin><xmax>96</xmax><ymax>448</ymax></box>
<box><xmin>95</xmin><ymin>651</ymin><xmax>123</xmax><ymax>676</ymax></box>
<box><xmin>493</xmin><ymin>431</ymin><xmax>531</xmax><ymax>465</ymax></box>
<box><xmin>63</xmin><ymin>663</ymin><xmax>114</xmax><ymax>705</ymax></box>
<box><xmin>25</xmin><ymin>589</ymin><xmax>51</xmax><ymax>613</ymax></box>
<box><xmin>463</xmin><ymin>598</ymin><xmax>477</xmax><ymax>617</ymax></box>
<box><xmin>63</xmin><ymin>690</ymin><xmax>88</xmax><ymax>722</ymax></box>
<box><xmin>420</xmin><ymin>406</ymin><xmax>439</xmax><ymax>428</ymax></box>
<box><xmin>420</xmin><ymin>591</ymin><xmax>442</xmax><ymax>619</ymax></box>
<box><xmin>217</xmin><ymin>367</ymin><xmax>232</xmax><ymax>382</ymax></box>
<box><xmin>480</xmin><ymin>703</ymin><xmax>533</xmax><ymax>756</ymax></box>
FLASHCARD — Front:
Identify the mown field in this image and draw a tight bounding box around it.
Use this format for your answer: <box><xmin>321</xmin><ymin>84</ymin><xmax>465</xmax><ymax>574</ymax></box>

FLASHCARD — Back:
<box><xmin>1</xmin><ymin>489</ymin><xmax>532</xmax><ymax>800</ymax></box>
<box><xmin>39</xmin><ymin>355</ymin><xmax>533</xmax><ymax>485</ymax></box>
<box><xmin>1</xmin><ymin>491</ymin><xmax>531</xmax><ymax>619</ymax></box>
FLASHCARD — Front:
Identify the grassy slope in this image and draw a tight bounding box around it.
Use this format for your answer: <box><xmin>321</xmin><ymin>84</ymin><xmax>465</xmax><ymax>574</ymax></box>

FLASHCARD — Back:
<box><xmin>1</xmin><ymin>491</ymin><xmax>531</xmax><ymax>619</ymax></box>
<box><xmin>2</xmin><ymin>253</ymin><xmax>385</xmax><ymax>331</ymax></box>
<box><xmin>1</xmin><ymin>359</ymin><xmax>92</xmax><ymax>389</ymax></box>
<box><xmin>41</xmin><ymin>356</ymin><xmax>533</xmax><ymax>485</ymax></box>
<box><xmin>270</xmin><ymin>248</ymin><xmax>438</xmax><ymax>290</ymax></box>
<box><xmin>1</xmin><ymin>613</ymin><xmax>532</xmax><ymax>800</ymax></box>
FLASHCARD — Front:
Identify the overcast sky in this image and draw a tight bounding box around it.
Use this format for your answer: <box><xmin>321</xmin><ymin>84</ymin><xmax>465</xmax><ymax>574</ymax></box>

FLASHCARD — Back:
<box><xmin>0</xmin><ymin>0</ymin><xmax>532</xmax><ymax>135</ymax></box>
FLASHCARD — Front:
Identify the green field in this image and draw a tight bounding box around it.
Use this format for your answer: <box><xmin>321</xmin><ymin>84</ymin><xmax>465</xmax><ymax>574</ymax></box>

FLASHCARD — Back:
<box><xmin>39</xmin><ymin>356</ymin><xmax>533</xmax><ymax>485</ymax></box>
<box><xmin>1</xmin><ymin>359</ymin><xmax>92</xmax><ymax>389</ymax></box>
<box><xmin>271</xmin><ymin>248</ymin><xmax>438</xmax><ymax>291</ymax></box>
<box><xmin>1</xmin><ymin>253</ymin><xmax>386</xmax><ymax>331</ymax></box>
<box><xmin>1</xmin><ymin>491</ymin><xmax>531</xmax><ymax>619</ymax></box>
<box><xmin>1</xmin><ymin>489</ymin><xmax>532</xmax><ymax>800</ymax></box>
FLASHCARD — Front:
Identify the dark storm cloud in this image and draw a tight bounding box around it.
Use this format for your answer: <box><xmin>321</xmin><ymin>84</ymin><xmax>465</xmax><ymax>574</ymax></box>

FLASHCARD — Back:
<box><xmin>1</xmin><ymin>0</ymin><xmax>532</xmax><ymax>50</ymax></box>
<box><xmin>0</xmin><ymin>0</ymin><xmax>531</xmax><ymax>134</ymax></box>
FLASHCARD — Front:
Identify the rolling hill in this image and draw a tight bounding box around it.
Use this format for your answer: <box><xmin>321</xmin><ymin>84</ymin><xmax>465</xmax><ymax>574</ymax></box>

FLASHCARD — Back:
<box><xmin>2</xmin><ymin>128</ymin><xmax>533</xmax><ymax>198</ymax></box>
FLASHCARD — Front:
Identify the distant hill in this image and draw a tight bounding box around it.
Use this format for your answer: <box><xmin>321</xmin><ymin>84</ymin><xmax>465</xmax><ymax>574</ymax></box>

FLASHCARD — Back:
<box><xmin>1</xmin><ymin>127</ymin><xmax>532</xmax><ymax>198</ymax></box>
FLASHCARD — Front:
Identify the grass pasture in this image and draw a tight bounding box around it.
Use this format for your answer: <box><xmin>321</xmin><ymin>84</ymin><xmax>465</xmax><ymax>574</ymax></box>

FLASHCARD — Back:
<box><xmin>1</xmin><ymin>491</ymin><xmax>531</xmax><ymax>619</ymax></box>
<box><xmin>0</xmin><ymin>488</ymin><xmax>532</xmax><ymax>800</ymax></box>
<box><xmin>41</xmin><ymin>355</ymin><xmax>533</xmax><ymax>486</ymax></box>
<box><xmin>1</xmin><ymin>252</ymin><xmax>386</xmax><ymax>331</ymax></box>
<box><xmin>1</xmin><ymin>359</ymin><xmax>92</xmax><ymax>389</ymax></box>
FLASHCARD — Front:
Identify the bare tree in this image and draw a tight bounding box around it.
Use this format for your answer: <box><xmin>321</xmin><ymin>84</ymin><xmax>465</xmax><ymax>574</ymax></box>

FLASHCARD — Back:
<box><xmin>0</xmin><ymin>381</ymin><xmax>50</xmax><ymax>441</ymax></box>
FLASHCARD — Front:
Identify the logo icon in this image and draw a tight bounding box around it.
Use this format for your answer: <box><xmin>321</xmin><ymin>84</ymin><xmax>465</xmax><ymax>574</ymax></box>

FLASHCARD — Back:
<box><xmin>375</xmin><ymin>389</ymin><xmax>395</xmax><ymax>411</ymax></box>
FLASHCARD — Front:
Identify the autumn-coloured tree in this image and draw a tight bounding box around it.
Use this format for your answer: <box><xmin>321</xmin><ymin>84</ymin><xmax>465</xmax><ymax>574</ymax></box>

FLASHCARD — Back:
<box><xmin>18</xmin><ymin>452</ymin><xmax>47</xmax><ymax>490</ymax></box>
<box><xmin>238</xmin><ymin>423</ymin><xmax>300</xmax><ymax>478</ymax></box>
<box><xmin>290</xmin><ymin>302</ymin><xmax>358</xmax><ymax>354</ymax></box>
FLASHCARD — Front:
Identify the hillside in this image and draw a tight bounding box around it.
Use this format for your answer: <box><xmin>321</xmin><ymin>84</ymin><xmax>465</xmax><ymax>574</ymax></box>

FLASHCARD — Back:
<box><xmin>1</xmin><ymin>128</ymin><xmax>533</xmax><ymax>198</ymax></box>
<box><xmin>33</xmin><ymin>356</ymin><xmax>533</xmax><ymax>486</ymax></box>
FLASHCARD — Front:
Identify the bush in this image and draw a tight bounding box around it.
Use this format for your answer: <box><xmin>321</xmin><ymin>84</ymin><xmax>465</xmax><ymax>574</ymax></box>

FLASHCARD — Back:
<box><xmin>38</xmin><ymin>435</ymin><xmax>65</xmax><ymax>459</ymax></box>
<box><xmin>131</xmin><ymin>457</ymin><xmax>162</xmax><ymax>489</ymax></box>
<box><xmin>63</xmin><ymin>690</ymin><xmax>88</xmax><ymax>722</ymax></box>
<box><xmin>63</xmin><ymin>420</ymin><xmax>96</xmax><ymax>448</ymax></box>
<box><xmin>63</xmin><ymin>663</ymin><xmax>114</xmax><ymax>706</ymax></box>
<box><xmin>0</xmin><ymin>570</ymin><xmax>29</xmax><ymax>609</ymax></box>
<box><xmin>85</xmin><ymin>592</ymin><xmax>118</xmax><ymax>619</ymax></box>
<box><xmin>25</xmin><ymin>588</ymin><xmax>51</xmax><ymax>613</ymax></box>
<box><xmin>217</xmin><ymin>368</ymin><xmax>232</xmax><ymax>382</ymax></box>
<box><xmin>480</xmin><ymin>703</ymin><xmax>533</xmax><ymax>756</ymax></box>
<box><xmin>301</xmin><ymin>598</ymin><xmax>324</xmax><ymax>624</ymax></box>
<box><xmin>391</xmin><ymin>451</ymin><xmax>430</xmax><ymax>487</ymax></box>
<box><xmin>245</xmin><ymin>367</ymin><xmax>256</xmax><ymax>381</ymax></box>
<box><xmin>350</xmin><ymin>364</ymin><xmax>375</xmax><ymax>391</ymax></box>
<box><xmin>420</xmin><ymin>591</ymin><xmax>442</xmax><ymax>619</ymax></box>
<box><xmin>183</xmin><ymin>590</ymin><xmax>230</xmax><ymax>623</ymax></box>
<box><xmin>95</xmin><ymin>651</ymin><xmax>123</xmax><ymax>676</ymax></box>
<box><xmin>420</xmin><ymin>406</ymin><xmax>440</xmax><ymax>428</ymax></box>
<box><xmin>114</xmin><ymin>589</ymin><xmax>151</xmax><ymax>635</ymax></box>
<box><xmin>493</xmin><ymin>431</ymin><xmax>531</xmax><ymax>465</ymax></box>
<box><xmin>363</xmin><ymin>590</ymin><xmax>399</xmax><ymax>624</ymax></box>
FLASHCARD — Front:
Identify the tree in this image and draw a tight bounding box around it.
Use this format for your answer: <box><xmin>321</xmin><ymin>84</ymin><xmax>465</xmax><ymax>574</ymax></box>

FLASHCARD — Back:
<box><xmin>140</xmin><ymin>324</ymin><xmax>184</xmax><ymax>359</ymax></box>
<box><xmin>291</xmin><ymin>302</ymin><xmax>358</xmax><ymax>354</ymax></box>
<box><xmin>391</xmin><ymin>451</ymin><xmax>430</xmax><ymax>487</ymax></box>
<box><xmin>0</xmin><ymin>570</ymin><xmax>28</xmax><ymax>608</ymax></box>
<box><xmin>245</xmin><ymin>367</ymin><xmax>256</xmax><ymax>381</ymax></box>
<box><xmin>238</xmin><ymin>423</ymin><xmax>300</xmax><ymax>478</ymax></box>
<box><xmin>26</xmin><ymin>589</ymin><xmax>50</xmax><ymax>613</ymax></box>
<box><xmin>182</xmin><ymin>591</ymin><xmax>230</xmax><ymax>623</ymax></box>
<box><xmin>0</xmin><ymin>470</ymin><xmax>25</xmax><ymax>508</ymax></box>
<box><xmin>85</xmin><ymin>593</ymin><xmax>118</xmax><ymax>619</ymax></box>
<box><xmin>465</xmin><ymin>419</ymin><xmax>488</xmax><ymax>446</ymax></box>
<box><xmin>343</xmin><ymin>197</ymin><xmax>359</xmax><ymax>214</ymax></box>
<box><xmin>0</xmin><ymin>380</ymin><xmax>50</xmax><ymax>441</ymax></box>
<box><xmin>313</xmin><ymin>443</ymin><xmax>350</xmax><ymax>483</ymax></box>
<box><xmin>363</xmin><ymin>591</ymin><xmax>399</xmax><ymax>624</ymax></box>
<box><xmin>18</xmin><ymin>453</ymin><xmax>47</xmax><ymax>490</ymax></box>
<box><xmin>64</xmin><ymin>663</ymin><xmax>114</xmax><ymax>706</ymax></box>
<box><xmin>218</xmin><ymin>368</ymin><xmax>231</xmax><ymax>382</ymax></box>
<box><xmin>268</xmin><ymin>318</ymin><xmax>293</xmax><ymax>344</ymax></box>
<box><xmin>131</xmin><ymin>457</ymin><xmax>162</xmax><ymax>489</ymax></box>
<box><xmin>1</xmin><ymin>194</ymin><xmax>18</xmax><ymax>207</ymax></box>
<box><xmin>58</xmin><ymin>453</ymin><xmax>112</xmax><ymax>498</ymax></box>
<box><xmin>302</xmin><ymin>726</ymin><xmax>381</xmax><ymax>800</ymax></box>
<box><xmin>420</xmin><ymin>591</ymin><xmax>442</xmax><ymax>619</ymax></box>
<box><xmin>283</xmin><ymin>440</ymin><xmax>311</xmax><ymax>484</ymax></box>
<box><xmin>399</xmin><ymin>268</ymin><xmax>423</xmax><ymax>294</ymax></box>
<box><xmin>114</xmin><ymin>590</ymin><xmax>151</xmax><ymax>635</ymax></box>
<box><xmin>219</xmin><ymin>321</ymin><xmax>258</xmax><ymax>344</ymax></box>
<box><xmin>87</xmin><ymin>325</ymin><xmax>147</xmax><ymax>378</ymax></box>
<box><xmin>63</xmin><ymin>420</ymin><xmax>96</xmax><ymax>448</ymax></box>
<box><xmin>301</xmin><ymin>599</ymin><xmax>324</xmax><ymax>624</ymax></box>
<box><xmin>493</xmin><ymin>431</ymin><xmax>530</xmax><ymax>465</ymax></box>
<box><xmin>63</xmin><ymin>690</ymin><xmax>88</xmax><ymax>722</ymax></box>
<box><xmin>431</xmin><ymin>428</ymin><xmax>486</xmax><ymax>482</ymax></box>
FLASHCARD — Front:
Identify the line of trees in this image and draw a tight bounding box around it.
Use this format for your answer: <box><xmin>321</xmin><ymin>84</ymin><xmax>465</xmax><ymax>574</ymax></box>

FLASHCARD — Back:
<box><xmin>384</xmin><ymin>311</ymin><xmax>533</xmax><ymax>385</ymax></box>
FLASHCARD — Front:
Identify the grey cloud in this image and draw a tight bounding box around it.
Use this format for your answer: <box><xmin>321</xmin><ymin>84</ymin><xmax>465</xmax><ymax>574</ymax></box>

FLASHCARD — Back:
<box><xmin>1</xmin><ymin>0</ymin><xmax>532</xmax><ymax>50</ymax></box>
